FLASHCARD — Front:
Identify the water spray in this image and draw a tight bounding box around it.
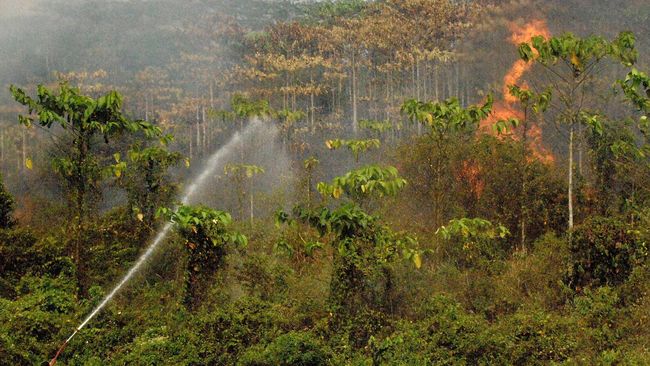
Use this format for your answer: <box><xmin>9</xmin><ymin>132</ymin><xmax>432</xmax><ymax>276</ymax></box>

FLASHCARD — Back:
<box><xmin>47</xmin><ymin>120</ymin><xmax>263</xmax><ymax>364</ymax></box>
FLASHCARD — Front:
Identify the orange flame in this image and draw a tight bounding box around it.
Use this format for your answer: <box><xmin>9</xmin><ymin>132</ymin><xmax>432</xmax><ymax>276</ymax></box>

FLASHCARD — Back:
<box><xmin>459</xmin><ymin>160</ymin><xmax>485</xmax><ymax>199</ymax></box>
<box><xmin>480</xmin><ymin>19</ymin><xmax>554</xmax><ymax>164</ymax></box>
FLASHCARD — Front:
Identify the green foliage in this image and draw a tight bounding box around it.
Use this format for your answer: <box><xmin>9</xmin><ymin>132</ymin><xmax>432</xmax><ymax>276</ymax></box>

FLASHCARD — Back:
<box><xmin>160</xmin><ymin>205</ymin><xmax>246</xmax><ymax>309</ymax></box>
<box><xmin>231</xmin><ymin>93</ymin><xmax>271</xmax><ymax>120</ymax></box>
<box><xmin>278</xmin><ymin>202</ymin><xmax>421</xmax><ymax>346</ymax></box>
<box><xmin>109</xmin><ymin>325</ymin><xmax>200</xmax><ymax>365</ymax></box>
<box><xmin>568</xmin><ymin>216</ymin><xmax>647</xmax><ymax>290</ymax></box>
<box><xmin>372</xmin><ymin>295</ymin><xmax>510</xmax><ymax>365</ymax></box>
<box><xmin>401</xmin><ymin>96</ymin><xmax>493</xmax><ymax>138</ymax></box>
<box><xmin>325</xmin><ymin>138</ymin><xmax>380</xmax><ymax>161</ymax></box>
<box><xmin>10</xmin><ymin>83</ymin><xmax>165</xmax><ymax>293</ymax></box>
<box><xmin>620</xmin><ymin>68</ymin><xmax>650</xmax><ymax>117</ymax></box>
<box><xmin>495</xmin><ymin>86</ymin><xmax>552</xmax><ymax>135</ymax></box>
<box><xmin>316</xmin><ymin>165</ymin><xmax>406</xmax><ymax>202</ymax></box>
<box><xmin>307</xmin><ymin>0</ymin><xmax>368</xmax><ymax>23</ymax></box>
<box><xmin>573</xmin><ymin>287</ymin><xmax>623</xmax><ymax>352</ymax></box>
<box><xmin>122</xmin><ymin>144</ymin><xmax>183</xmax><ymax>223</ymax></box>
<box><xmin>192</xmin><ymin>297</ymin><xmax>289</xmax><ymax>365</ymax></box>
<box><xmin>239</xmin><ymin>331</ymin><xmax>330</xmax><ymax>366</ymax></box>
<box><xmin>0</xmin><ymin>229</ymin><xmax>60</xmax><ymax>297</ymax></box>
<box><xmin>9</xmin><ymin>83</ymin><xmax>160</xmax><ymax>136</ymax></box>
<box><xmin>359</xmin><ymin>119</ymin><xmax>393</xmax><ymax>134</ymax></box>
<box><xmin>225</xmin><ymin>163</ymin><xmax>265</xmax><ymax>179</ymax></box>
<box><xmin>586</xmin><ymin>119</ymin><xmax>647</xmax><ymax>212</ymax></box>
<box><xmin>505</xmin><ymin>308</ymin><xmax>578</xmax><ymax>364</ymax></box>
<box><xmin>517</xmin><ymin>31</ymin><xmax>637</xmax><ymax>71</ymax></box>
<box><xmin>236</xmin><ymin>254</ymin><xmax>291</xmax><ymax>302</ymax></box>
<box><xmin>0</xmin><ymin>274</ymin><xmax>77</xmax><ymax>364</ymax></box>
<box><xmin>436</xmin><ymin>218</ymin><xmax>510</xmax><ymax>269</ymax></box>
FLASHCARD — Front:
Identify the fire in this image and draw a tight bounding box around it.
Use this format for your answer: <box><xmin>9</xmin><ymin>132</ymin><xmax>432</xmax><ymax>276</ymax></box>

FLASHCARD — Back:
<box><xmin>480</xmin><ymin>19</ymin><xmax>554</xmax><ymax>164</ymax></box>
<box><xmin>459</xmin><ymin>160</ymin><xmax>484</xmax><ymax>199</ymax></box>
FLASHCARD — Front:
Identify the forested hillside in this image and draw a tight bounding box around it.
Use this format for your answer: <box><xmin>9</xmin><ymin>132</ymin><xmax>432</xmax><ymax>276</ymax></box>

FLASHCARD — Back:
<box><xmin>1</xmin><ymin>0</ymin><xmax>650</xmax><ymax>364</ymax></box>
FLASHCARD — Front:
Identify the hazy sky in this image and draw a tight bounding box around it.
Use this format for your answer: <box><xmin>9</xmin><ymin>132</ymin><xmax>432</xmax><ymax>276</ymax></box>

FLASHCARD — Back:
<box><xmin>0</xmin><ymin>0</ymin><xmax>36</xmax><ymax>18</ymax></box>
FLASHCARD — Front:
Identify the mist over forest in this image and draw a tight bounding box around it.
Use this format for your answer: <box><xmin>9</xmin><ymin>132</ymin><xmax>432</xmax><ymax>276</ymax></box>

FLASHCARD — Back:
<box><xmin>1</xmin><ymin>0</ymin><xmax>650</xmax><ymax>365</ymax></box>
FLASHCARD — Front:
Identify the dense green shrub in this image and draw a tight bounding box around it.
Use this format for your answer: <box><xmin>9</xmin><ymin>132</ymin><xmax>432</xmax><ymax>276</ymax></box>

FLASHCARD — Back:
<box><xmin>193</xmin><ymin>297</ymin><xmax>290</xmax><ymax>365</ymax></box>
<box><xmin>0</xmin><ymin>274</ymin><xmax>77</xmax><ymax>364</ymax></box>
<box><xmin>108</xmin><ymin>325</ymin><xmax>201</xmax><ymax>366</ymax></box>
<box><xmin>373</xmin><ymin>295</ymin><xmax>510</xmax><ymax>365</ymax></box>
<box><xmin>574</xmin><ymin>287</ymin><xmax>624</xmax><ymax>353</ymax></box>
<box><xmin>236</xmin><ymin>253</ymin><xmax>292</xmax><ymax>302</ymax></box>
<box><xmin>504</xmin><ymin>308</ymin><xmax>578</xmax><ymax>364</ymax></box>
<box><xmin>0</xmin><ymin>230</ymin><xmax>72</xmax><ymax>299</ymax></box>
<box><xmin>239</xmin><ymin>331</ymin><xmax>330</xmax><ymax>366</ymax></box>
<box><xmin>568</xmin><ymin>216</ymin><xmax>647</xmax><ymax>289</ymax></box>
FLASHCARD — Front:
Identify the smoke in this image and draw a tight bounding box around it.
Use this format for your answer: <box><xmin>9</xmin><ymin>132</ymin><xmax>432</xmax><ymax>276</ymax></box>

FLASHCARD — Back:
<box><xmin>0</xmin><ymin>0</ymin><xmax>36</xmax><ymax>18</ymax></box>
<box><xmin>188</xmin><ymin>118</ymin><xmax>295</xmax><ymax>219</ymax></box>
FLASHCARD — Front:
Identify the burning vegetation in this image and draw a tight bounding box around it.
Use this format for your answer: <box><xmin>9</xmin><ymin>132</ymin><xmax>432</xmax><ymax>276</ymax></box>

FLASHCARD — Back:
<box><xmin>482</xmin><ymin>19</ymin><xmax>555</xmax><ymax>164</ymax></box>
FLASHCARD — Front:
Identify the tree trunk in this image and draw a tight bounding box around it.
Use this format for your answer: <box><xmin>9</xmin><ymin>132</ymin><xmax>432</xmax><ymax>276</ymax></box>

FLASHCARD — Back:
<box><xmin>75</xmin><ymin>131</ymin><xmax>89</xmax><ymax>296</ymax></box>
<box><xmin>249</xmin><ymin>180</ymin><xmax>254</xmax><ymax>227</ymax></box>
<box><xmin>0</xmin><ymin>129</ymin><xmax>4</xmax><ymax>172</ymax></box>
<box><xmin>520</xmin><ymin>110</ymin><xmax>529</xmax><ymax>252</ymax></box>
<box><xmin>310</xmin><ymin>74</ymin><xmax>315</xmax><ymax>133</ymax></box>
<box><xmin>21</xmin><ymin>129</ymin><xmax>26</xmax><ymax>173</ymax></box>
<box><xmin>434</xmin><ymin>62</ymin><xmax>439</xmax><ymax>101</ymax></box>
<box><xmin>578</xmin><ymin>122</ymin><xmax>583</xmax><ymax>177</ymax></box>
<box><xmin>209</xmin><ymin>81</ymin><xmax>214</xmax><ymax>109</ymax></box>
<box><xmin>351</xmin><ymin>51</ymin><xmax>358</xmax><ymax>134</ymax></box>
<box><xmin>239</xmin><ymin>119</ymin><xmax>244</xmax><ymax>162</ymax></box>
<box><xmin>189</xmin><ymin>123</ymin><xmax>193</xmax><ymax>160</ymax></box>
<box><xmin>568</xmin><ymin>123</ymin><xmax>574</xmax><ymax>231</ymax></box>
<box><xmin>455</xmin><ymin>62</ymin><xmax>460</xmax><ymax>99</ymax></box>
<box><xmin>196</xmin><ymin>108</ymin><xmax>201</xmax><ymax>157</ymax></box>
<box><xmin>202</xmin><ymin>106</ymin><xmax>207</xmax><ymax>152</ymax></box>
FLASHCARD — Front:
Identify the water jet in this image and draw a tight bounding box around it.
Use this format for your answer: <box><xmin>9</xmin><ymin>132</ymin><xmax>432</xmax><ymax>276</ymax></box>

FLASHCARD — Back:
<box><xmin>47</xmin><ymin>120</ymin><xmax>264</xmax><ymax>364</ymax></box>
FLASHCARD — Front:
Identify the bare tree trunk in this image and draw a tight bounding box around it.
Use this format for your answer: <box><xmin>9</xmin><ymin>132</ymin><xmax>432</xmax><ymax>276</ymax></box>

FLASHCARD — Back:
<box><xmin>21</xmin><ymin>129</ymin><xmax>26</xmax><ymax>173</ymax></box>
<box><xmin>351</xmin><ymin>51</ymin><xmax>358</xmax><ymax>134</ymax></box>
<box><xmin>385</xmin><ymin>72</ymin><xmax>391</xmax><ymax>120</ymax></box>
<box><xmin>337</xmin><ymin>77</ymin><xmax>342</xmax><ymax>114</ymax></box>
<box><xmin>189</xmin><ymin>123</ymin><xmax>193</xmax><ymax>160</ymax></box>
<box><xmin>201</xmin><ymin>107</ymin><xmax>208</xmax><ymax>152</ymax></box>
<box><xmin>416</xmin><ymin>59</ymin><xmax>421</xmax><ymax>100</ymax></box>
<box><xmin>0</xmin><ymin>129</ymin><xmax>4</xmax><ymax>172</ymax></box>
<box><xmin>249</xmin><ymin>180</ymin><xmax>254</xmax><ymax>226</ymax></box>
<box><xmin>455</xmin><ymin>62</ymin><xmax>460</xmax><ymax>99</ymax></box>
<box><xmin>310</xmin><ymin>74</ymin><xmax>315</xmax><ymax>132</ymax></box>
<box><xmin>447</xmin><ymin>65</ymin><xmax>453</xmax><ymax>100</ymax></box>
<box><xmin>284</xmin><ymin>75</ymin><xmax>289</xmax><ymax>111</ymax></box>
<box><xmin>239</xmin><ymin>119</ymin><xmax>244</xmax><ymax>162</ymax></box>
<box><xmin>422</xmin><ymin>59</ymin><xmax>429</xmax><ymax>100</ymax></box>
<box><xmin>434</xmin><ymin>62</ymin><xmax>439</xmax><ymax>101</ymax></box>
<box><xmin>209</xmin><ymin>81</ymin><xmax>215</xmax><ymax>109</ymax></box>
<box><xmin>578</xmin><ymin>122</ymin><xmax>583</xmax><ymax>176</ymax></box>
<box><xmin>413</xmin><ymin>60</ymin><xmax>421</xmax><ymax>135</ymax></box>
<box><xmin>196</xmin><ymin>107</ymin><xmax>201</xmax><ymax>157</ymax></box>
<box><xmin>568</xmin><ymin>124</ymin><xmax>574</xmax><ymax>231</ymax></box>
<box><xmin>520</xmin><ymin>110</ymin><xmax>529</xmax><ymax>252</ymax></box>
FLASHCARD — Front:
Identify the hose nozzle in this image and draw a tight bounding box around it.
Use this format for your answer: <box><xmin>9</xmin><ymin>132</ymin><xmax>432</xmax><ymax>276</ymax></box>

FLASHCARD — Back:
<box><xmin>49</xmin><ymin>327</ymin><xmax>80</xmax><ymax>366</ymax></box>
